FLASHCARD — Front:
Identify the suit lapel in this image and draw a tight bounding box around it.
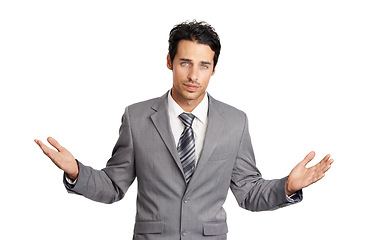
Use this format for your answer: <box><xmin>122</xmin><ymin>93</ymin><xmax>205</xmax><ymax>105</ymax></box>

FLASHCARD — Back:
<box><xmin>150</xmin><ymin>92</ymin><xmax>185</xmax><ymax>178</ymax></box>
<box><xmin>150</xmin><ymin>92</ymin><xmax>225</xmax><ymax>185</ymax></box>
<box><xmin>188</xmin><ymin>95</ymin><xmax>224</xmax><ymax>187</ymax></box>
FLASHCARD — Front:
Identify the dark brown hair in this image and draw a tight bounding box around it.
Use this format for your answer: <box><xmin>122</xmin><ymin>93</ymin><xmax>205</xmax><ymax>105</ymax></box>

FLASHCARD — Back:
<box><xmin>168</xmin><ymin>20</ymin><xmax>221</xmax><ymax>70</ymax></box>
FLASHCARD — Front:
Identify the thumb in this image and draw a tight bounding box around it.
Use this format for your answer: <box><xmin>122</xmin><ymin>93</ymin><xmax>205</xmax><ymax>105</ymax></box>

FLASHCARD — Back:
<box><xmin>300</xmin><ymin>151</ymin><xmax>316</xmax><ymax>167</ymax></box>
<box><xmin>47</xmin><ymin>137</ymin><xmax>64</xmax><ymax>152</ymax></box>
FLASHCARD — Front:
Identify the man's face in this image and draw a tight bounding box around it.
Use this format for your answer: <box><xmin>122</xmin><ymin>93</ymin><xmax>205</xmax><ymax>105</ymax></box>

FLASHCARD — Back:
<box><xmin>167</xmin><ymin>40</ymin><xmax>215</xmax><ymax>110</ymax></box>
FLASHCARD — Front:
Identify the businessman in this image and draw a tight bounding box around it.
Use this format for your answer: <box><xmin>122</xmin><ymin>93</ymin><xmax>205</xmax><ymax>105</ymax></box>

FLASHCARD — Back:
<box><xmin>35</xmin><ymin>21</ymin><xmax>334</xmax><ymax>240</ymax></box>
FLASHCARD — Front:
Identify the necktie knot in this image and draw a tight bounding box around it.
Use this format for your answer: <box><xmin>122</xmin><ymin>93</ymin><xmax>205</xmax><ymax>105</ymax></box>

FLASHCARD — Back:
<box><xmin>179</xmin><ymin>113</ymin><xmax>195</xmax><ymax>128</ymax></box>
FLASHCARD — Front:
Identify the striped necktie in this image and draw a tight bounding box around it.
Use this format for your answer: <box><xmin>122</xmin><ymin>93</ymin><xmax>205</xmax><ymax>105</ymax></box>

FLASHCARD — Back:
<box><xmin>177</xmin><ymin>112</ymin><xmax>196</xmax><ymax>184</ymax></box>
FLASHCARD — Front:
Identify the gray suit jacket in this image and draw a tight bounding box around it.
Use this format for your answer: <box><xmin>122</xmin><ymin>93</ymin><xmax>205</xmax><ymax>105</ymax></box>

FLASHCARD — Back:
<box><xmin>64</xmin><ymin>92</ymin><xmax>300</xmax><ymax>240</ymax></box>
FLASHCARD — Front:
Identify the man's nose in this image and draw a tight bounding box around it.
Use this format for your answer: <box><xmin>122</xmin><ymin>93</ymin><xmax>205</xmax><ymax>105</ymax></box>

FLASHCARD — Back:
<box><xmin>187</xmin><ymin>66</ymin><xmax>199</xmax><ymax>81</ymax></box>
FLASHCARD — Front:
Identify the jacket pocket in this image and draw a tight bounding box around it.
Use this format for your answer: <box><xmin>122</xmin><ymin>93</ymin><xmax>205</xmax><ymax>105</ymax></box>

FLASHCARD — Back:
<box><xmin>203</xmin><ymin>222</ymin><xmax>228</xmax><ymax>236</ymax></box>
<box><xmin>134</xmin><ymin>220</ymin><xmax>165</xmax><ymax>234</ymax></box>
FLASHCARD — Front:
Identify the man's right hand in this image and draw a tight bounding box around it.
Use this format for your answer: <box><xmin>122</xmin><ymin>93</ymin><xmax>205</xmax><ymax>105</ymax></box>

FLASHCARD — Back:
<box><xmin>35</xmin><ymin>137</ymin><xmax>79</xmax><ymax>180</ymax></box>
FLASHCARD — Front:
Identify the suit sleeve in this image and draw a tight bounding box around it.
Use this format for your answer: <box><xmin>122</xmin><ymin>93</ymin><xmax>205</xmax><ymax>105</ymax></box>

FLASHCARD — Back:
<box><xmin>230</xmin><ymin>113</ymin><xmax>302</xmax><ymax>211</ymax></box>
<box><xmin>64</xmin><ymin>107</ymin><xmax>136</xmax><ymax>204</ymax></box>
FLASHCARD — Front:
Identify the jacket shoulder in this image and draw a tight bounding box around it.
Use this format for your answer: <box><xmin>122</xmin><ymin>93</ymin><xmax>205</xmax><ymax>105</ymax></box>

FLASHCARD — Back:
<box><xmin>210</xmin><ymin>96</ymin><xmax>247</xmax><ymax>120</ymax></box>
<box><xmin>120</xmin><ymin>93</ymin><xmax>168</xmax><ymax>126</ymax></box>
<box><xmin>128</xmin><ymin>96</ymin><xmax>162</xmax><ymax>110</ymax></box>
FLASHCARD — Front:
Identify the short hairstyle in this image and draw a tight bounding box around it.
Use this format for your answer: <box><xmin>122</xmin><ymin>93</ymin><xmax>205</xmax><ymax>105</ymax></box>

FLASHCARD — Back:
<box><xmin>168</xmin><ymin>20</ymin><xmax>221</xmax><ymax>70</ymax></box>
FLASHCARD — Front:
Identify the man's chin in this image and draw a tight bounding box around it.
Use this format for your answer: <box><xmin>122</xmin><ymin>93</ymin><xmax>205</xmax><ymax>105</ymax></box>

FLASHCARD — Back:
<box><xmin>182</xmin><ymin>91</ymin><xmax>205</xmax><ymax>101</ymax></box>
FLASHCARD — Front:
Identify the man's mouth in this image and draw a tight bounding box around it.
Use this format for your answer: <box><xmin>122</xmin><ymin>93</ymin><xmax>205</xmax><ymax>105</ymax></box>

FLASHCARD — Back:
<box><xmin>184</xmin><ymin>83</ymin><xmax>199</xmax><ymax>91</ymax></box>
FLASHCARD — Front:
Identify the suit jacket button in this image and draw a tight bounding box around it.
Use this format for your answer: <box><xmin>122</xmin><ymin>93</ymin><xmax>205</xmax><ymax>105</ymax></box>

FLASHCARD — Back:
<box><xmin>181</xmin><ymin>231</ymin><xmax>186</xmax><ymax>236</ymax></box>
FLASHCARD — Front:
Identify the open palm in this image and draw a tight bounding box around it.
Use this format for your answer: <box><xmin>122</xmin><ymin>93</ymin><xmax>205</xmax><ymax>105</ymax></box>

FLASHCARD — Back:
<box><xmin>35</xmin><ymin>137</ymin><xmax>79</xmax><ymax>180</ymax></box>
<box><xmin>286</xmin><ymin>151</ymin><xmax>334</xmax><ymax>195</ymax></box>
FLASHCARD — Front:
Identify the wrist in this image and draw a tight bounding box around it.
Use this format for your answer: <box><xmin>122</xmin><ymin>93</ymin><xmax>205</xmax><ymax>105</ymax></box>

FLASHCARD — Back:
<box><xmin>67</xmin><ymin>172</ymin><xmax>78</xmax><ymax>181</ymax></box>
<box><xmin>66</xmin><ymin>159</ymin><xmax>79</xmax><ymax>180</ymax></box>
<box><xmin>285</xmin><ymin>178</ymin><xmax>296</xmax><ymax>196</ymax></box>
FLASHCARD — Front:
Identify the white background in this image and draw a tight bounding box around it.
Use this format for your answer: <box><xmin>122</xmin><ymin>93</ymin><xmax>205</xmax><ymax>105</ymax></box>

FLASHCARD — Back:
<box><xmin>1</xmin><ymin>1</ymin><xmax>370</xmax><ymax>239</ymax></box>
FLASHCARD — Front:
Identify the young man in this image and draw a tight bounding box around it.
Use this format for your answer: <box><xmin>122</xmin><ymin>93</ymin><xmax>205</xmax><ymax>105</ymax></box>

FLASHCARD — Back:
<box><xmin>35</xmin><ymin>21</ymin><xmax>333</xmax><ymax>240</ymax></box>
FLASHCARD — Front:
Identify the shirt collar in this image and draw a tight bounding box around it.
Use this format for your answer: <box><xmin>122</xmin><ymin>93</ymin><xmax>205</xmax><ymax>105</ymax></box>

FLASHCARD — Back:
<box><xmin>168</xmin><ymin>90</ymin><xmax>209</xmax><ymax>125</ymax></box>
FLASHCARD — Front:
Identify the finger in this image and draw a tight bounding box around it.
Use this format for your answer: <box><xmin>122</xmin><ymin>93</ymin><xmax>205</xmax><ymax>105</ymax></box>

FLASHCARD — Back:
<box><xmin>319</xmin><ymin>154</ymin><xmax>331</xmax><ymax>165</ymax></box>
<box><xmin>312</xmin><ymin>158</ymin><xmax>333</xmax><ymax>181</ymax></box>
<box><xmin>318</xmin><ymin>155</ymin><xmax>334</xmax><ymax>169</ymax></box>
<box><xmin>35</xmin><ymin>139</ymin><xmax>48</xmax><ymax>152</ymax></box>
<box><xmin>47</xmin><ymin>137</ymin><xmax>64</xmax><ymax>152</ymax></box>
<box><xmin>300</xmin><ymin>151</ymin><xmax>316</xmax><ymax>167</ymax></box>
<box><xmin>35</xmin><ymin>139</ymin><xmax>57</xmax><ymax>158</ymax></box>
<box><xmin>313</xmin><ymin>154</ymin><xmax>330</xmax><ymax>169</ymax></box>
<box><xmin>321</xmin><ymin>158</ymin><xmax>334</xmax><ymax>173</ymax></box>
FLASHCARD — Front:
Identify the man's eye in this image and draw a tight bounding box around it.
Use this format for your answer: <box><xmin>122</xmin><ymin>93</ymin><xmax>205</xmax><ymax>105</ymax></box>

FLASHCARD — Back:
<box><xmin>201</xmin><ymin>65</ymin><xmax>208</xmax><ymax>69</ymax></box>
<box><xmin>181</xmin><ymin>62</ymin><xmax>189</xmax><ymax>66</ymax></box>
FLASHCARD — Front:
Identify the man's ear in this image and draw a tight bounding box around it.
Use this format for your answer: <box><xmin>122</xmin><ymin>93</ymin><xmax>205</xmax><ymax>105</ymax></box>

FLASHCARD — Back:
<box><xmin>166</xmin><ymin>54</ymin><xmax>172</xmax><ymax>70</ymax></box>
<box><xmin>211</xmin><ymin>67</ymin><xmax>216</xmax><ymax>76</ymax></box>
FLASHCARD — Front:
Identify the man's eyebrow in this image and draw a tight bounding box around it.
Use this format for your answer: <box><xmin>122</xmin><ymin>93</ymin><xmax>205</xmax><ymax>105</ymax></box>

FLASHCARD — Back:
<box><xmin>179</xmin><ymin>58</ymin><xmax>192</xmax><ymax>62</ymax></box>
<box><xmin>179</xmin><ymin>58</ymin><xmax>212</xmax><ymax>65</ymax></box>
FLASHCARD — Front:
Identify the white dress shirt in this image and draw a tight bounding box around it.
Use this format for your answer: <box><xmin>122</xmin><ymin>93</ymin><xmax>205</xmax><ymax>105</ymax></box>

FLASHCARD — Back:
<box><xmin>167</xmin><ymin>90</ymin><xmax>208</xmax><ymax>166</ymax></box>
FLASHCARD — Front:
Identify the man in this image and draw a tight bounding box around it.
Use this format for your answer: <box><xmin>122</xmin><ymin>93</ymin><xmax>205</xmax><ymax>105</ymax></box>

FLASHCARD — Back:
<box><xmin>35</xmin><ymin>21</ymin><xmax>334</xmax><ymax>240</ymax></box>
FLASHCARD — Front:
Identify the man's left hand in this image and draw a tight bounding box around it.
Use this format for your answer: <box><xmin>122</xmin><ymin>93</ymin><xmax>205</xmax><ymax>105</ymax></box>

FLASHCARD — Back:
<box><xmin>286</xmin><ymin>151</ymin><xmax>334</xmax><ymax>196</ymax></box>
